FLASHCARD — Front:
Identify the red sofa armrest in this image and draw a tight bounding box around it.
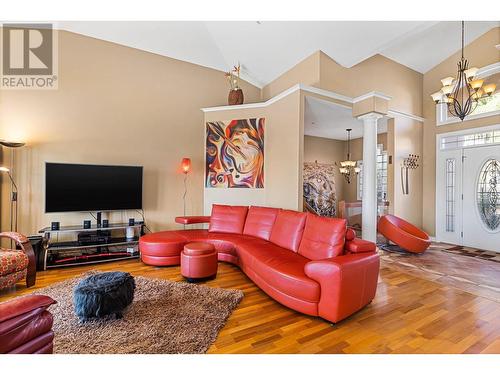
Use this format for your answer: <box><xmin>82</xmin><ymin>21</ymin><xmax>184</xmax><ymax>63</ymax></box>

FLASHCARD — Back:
<box><xmin>344</xmin><ymin>237</ymin><xmax>376</xmax><ymax>254</ymax></box>
<box><xmin>304</xmin><ymin>253</ymin><xmax>380</xmax><ymax>323</ymax></box>
<box><xmin>0</xmin><ymin>295</ymin><xmax>56</xmax><ymax>325</ymax></box>
<box><xmin>175</xmin><ymin>216</ymin><xmax>211</xmax><ymax>225</ymax></box>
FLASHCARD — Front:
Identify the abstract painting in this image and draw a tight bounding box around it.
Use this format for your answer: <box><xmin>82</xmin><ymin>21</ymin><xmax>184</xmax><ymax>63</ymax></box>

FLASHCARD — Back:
<box><xmin>303</xmin><ymin>162</ymin><xmax>337</xmax><ymax>217</ymax></box>
<box><xmin>206</xmin><ymin>118</ymin><xmax>265</xmax><ymax>188</ymax></box>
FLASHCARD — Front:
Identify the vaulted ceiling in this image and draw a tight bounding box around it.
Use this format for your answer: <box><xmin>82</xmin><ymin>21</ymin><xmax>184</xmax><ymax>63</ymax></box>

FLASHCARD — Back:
<box><xmin>57</xmin><ymin>21</ymin><xmax>499</xmax><ymax>88</ymax></box>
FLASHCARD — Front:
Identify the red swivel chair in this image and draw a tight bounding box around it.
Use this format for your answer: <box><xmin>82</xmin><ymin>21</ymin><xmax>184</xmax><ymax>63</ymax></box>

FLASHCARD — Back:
<box><xmin>378</xmin><ymin>214</ymin><xmax>431</xmax><ymax>254</ymax></box>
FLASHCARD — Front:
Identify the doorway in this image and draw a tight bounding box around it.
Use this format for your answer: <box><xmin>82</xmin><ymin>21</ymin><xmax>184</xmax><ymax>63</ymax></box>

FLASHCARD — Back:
<box><xmin>436</xmin><ymin>126</ymin><xmax>500</xmax><ymax>252</ymax></box>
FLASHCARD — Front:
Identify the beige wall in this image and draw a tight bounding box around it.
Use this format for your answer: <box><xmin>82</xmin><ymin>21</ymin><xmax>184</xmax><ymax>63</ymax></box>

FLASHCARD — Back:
<box><xmin>320</xmin><ymin>53</ymin><xmax>423</xmax><ymax>116</ymax></box>
<box><xmin>388</xmin><ymin>117</ymin><xmax>423</xmax><ymax>227</ymax></box>
<box><xmin>262</xmin><ymin>51</ymin><xmax>423</xmax><ymax>118</ymax></box>
<box><xmin>422</xmin><ymin>27</ymin><xmax>500</xmax><ymax>235</ymax></box>
<box><xmin>261</xmin><ymin>51</ymin><xmax>321</xmax><ymax>101</ymax></box>
<box><xmin>204</xmin><ymin>90</ymin><xmax>303</xmax><ymax>213</ymax></box>
<box><xmin>0</xmin><ymin>30</ymin><xmax>261</xmax><ymax>235</ymax></box>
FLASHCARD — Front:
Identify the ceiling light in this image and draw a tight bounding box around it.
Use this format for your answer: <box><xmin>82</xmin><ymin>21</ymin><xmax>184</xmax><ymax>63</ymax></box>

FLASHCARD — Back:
<box><xmin>336</xmin><ymin>129</ymin><xmax>359</xmax><ymax>184</ymax></box>
<box><xmin>430</xmin><ymin>21</ymin><xmax>497</xmax><ymax>121</ymax></box>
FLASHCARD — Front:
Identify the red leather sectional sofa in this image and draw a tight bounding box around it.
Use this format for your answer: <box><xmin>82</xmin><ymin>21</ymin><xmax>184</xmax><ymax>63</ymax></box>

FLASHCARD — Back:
<box><xmin>139</xmin><ymin>205</ymin><xmax>380</xmax><ymax>323</ymax></box>
<box><xmin>0</xmin><ymin>295</ymin><xmax>56</xmax><ymax>354</ymax></box>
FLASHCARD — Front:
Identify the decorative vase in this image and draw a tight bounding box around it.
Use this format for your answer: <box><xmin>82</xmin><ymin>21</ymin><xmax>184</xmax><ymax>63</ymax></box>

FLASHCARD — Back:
<box><xmin>228</xmin><ymin>88</ymin><xmax>244</xmax><ymax>105</ymax></box>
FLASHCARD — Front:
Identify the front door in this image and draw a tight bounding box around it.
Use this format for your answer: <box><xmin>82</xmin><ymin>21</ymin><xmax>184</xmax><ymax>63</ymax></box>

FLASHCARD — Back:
<box><xmin>462</xmin><ymin>144</ymin><xmax>500</xmax><ymax>252</ymax></box>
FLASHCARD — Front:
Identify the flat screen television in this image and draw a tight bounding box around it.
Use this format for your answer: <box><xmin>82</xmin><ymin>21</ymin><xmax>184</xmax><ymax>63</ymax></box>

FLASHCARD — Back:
<box><xmin>45</xmin><ymin>162</ymin><xmax>143</xmax><ymax>213</ymax></box>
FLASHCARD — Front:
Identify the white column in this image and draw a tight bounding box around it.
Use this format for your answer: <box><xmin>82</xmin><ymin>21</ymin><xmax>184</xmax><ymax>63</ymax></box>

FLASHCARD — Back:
<box><xmin>358</xmin><ymin>113</ymin><xmax>382</xmax><ymax>243</ymax></box>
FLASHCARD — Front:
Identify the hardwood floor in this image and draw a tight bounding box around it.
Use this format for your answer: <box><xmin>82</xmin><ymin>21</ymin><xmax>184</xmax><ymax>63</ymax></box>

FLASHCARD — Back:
<box><xmin>1</xmin><ymin>257</ymin><xmax>500</xmax><ymax>354</ymax></box>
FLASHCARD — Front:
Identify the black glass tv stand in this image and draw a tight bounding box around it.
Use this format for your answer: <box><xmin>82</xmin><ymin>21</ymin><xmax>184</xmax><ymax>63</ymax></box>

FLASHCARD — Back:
<box><xmin>38</xmin><ymin>223</ymin><xmax>143</xmax><ymax>270</ymax></box>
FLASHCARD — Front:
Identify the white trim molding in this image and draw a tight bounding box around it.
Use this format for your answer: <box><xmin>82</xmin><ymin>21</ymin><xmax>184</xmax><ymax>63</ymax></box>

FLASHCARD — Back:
<box><xmin>357</xmin><ymin>112</ymin><xmax>384</xmax><ymax>121</ymax></box>
<box><xmin>387</xmin><ymin>109</ymin><xmax>425</xmax><ymax>123</ymax></box>
<box><xmin>352</xmin><ymin>91</ymin><xmax>392</xmax><ymax>103</ymax></box>
<box><xmin>299</xmin><ymin>85</ymin><xmax>354</xmax><ymax>105</ymax></box>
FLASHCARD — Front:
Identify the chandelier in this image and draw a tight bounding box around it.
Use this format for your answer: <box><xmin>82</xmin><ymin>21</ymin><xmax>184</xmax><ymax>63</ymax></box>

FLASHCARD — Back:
<box><xmin>338</xmin><ymin>129</ymin><xmax>360</xmax><ymax>184</ymax></box>
<box><xmin>431</xmin><ymin>21</ymin><xmax>497</xmax><ymax>121</ymax></box>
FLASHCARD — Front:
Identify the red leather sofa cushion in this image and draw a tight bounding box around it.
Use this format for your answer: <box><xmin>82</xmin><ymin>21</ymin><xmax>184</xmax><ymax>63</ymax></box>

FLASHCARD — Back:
<box><xmin>208</xmin><ymin>205</ymin><xmax>248</xmax><ymax>234</ymax></box>
<box><xmin>0</xmin><ymin>295</ymin><xmax>56</xmax><ymax>354</ymax></box>
<box><xmin>269</xmin><ymin>210</ymin><xmax>307</xmax><ymax>252</ymax></box>
<box><xmin>298</xmin><ymin>213</ymin><xmax>346</xmax><ymax>260</ymax></box>
<box><xmin>345</xmin><ymin>237</ymin><xmax>377</xmax><ymax>254</ymax></box>
<box><xmin>243</xmin><ymin>206</ymin><xmax>279</xmax><ymax>240</ymax></box>
<box><xmin>238</xmin><ymin>241</ymin><xmax>320</xmax><ymax>302</ymax></box>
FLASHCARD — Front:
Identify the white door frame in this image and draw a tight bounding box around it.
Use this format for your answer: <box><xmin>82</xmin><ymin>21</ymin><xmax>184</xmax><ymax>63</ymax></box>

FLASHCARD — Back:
<box><xmin>435</xmin><ymin>123</ymin><xmax>500</xmax><ymax>245</ymax></box>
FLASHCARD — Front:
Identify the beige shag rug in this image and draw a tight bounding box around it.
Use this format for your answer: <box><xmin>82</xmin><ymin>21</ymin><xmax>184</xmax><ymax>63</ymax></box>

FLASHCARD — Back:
<box><xmin>31</xmin><ymin>272</ymin><xmax>243</xmax><ymax>354</ymax></box>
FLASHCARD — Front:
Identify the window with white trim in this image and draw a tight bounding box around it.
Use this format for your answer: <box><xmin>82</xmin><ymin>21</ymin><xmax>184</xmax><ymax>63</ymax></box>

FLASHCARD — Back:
<box><xmin>440</xmin><ymin>129</ymin><xmax>500</xmax><ymax>150</ymax></box>
<box><xmin>357</xmin><ymin>144</ymin><xmax>388</xmax><ymax>203</ymax></box>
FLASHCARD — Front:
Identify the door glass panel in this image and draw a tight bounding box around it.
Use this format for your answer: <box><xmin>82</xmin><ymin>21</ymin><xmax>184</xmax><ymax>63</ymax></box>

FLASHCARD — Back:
<box><xmin>446</xmin><ymin>158</ymin><xmax>456</xmax><ymax>232</ymax></box>
<box><xmin>477</xmin><ymin>159</ymin><xmax>500</xmax><ymax>230</ymax></box>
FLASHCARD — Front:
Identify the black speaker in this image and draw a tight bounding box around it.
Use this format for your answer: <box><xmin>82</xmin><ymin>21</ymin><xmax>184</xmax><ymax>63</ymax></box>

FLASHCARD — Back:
<box><xmin>128</xmin><ymin>218</ymin><xmax>135</xmax><ymax>226</ymax></box>
<box><xmin>102</xmin><ymin>219</ymin><xmax>109</xmax><ymax>228</ymax></box>
<box><xmin>83</xmin><ymin>220</ymin><xmax>91</xmax><ymax>229</ymax></box>
<box><xmin>51</xmin><ymin>221</ymin><xmax>60</xmax><ymax>231</ymax></box>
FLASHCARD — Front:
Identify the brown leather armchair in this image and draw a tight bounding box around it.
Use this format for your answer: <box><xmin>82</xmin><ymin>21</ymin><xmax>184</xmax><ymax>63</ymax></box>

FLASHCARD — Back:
<box><xmin>0</xmin><ymin>232</ymin><xmax>36</xmax><ymax>290</ymax></box>
<box><xmin>0</xmin><ymin>295</ymin><xmax>56</xmax><ymax>353</ymax></box>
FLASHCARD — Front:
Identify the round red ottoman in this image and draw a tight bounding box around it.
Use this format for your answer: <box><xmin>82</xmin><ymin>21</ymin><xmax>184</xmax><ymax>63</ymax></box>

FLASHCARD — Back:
<box><xmin>181</xmin><ymin>242</ymin><xmax>218</xmax><ymax>282</ymax></box>
<box><xmin>139</xmin><ymin>231</ymin><xmax>186</xmax><ymax>266</ymax></box>
<box><xmin>378</xmin><ymin>214</ymin><xmax>431</xmax><ymax>254</ymax></box>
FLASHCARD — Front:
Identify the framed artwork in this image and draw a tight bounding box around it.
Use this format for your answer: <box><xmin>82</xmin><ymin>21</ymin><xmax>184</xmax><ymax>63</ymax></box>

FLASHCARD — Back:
<box><xmin>303</xmin><ymin>161</ymin><xmax>337</xmax><ymax>217</ymax></box>
<box><xmin>206</xmin><ymin>118</ymin><xmax>265</xmax><ymax>188</ymax></box>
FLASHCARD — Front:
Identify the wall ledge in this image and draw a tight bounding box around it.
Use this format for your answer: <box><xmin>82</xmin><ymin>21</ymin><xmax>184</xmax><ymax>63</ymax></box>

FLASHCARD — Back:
<box><xmin>201</xmin><ymin>84</ymin><xmax>352</xmax><ymax>112</ymax></box>
<box><xmin>352</xmin><ymin>91</ymin><xmax>392</xmax><ymax>103</ymax></box>
<box><xmin>201</xmin><ymin>85</ymin><xmax>424</xmax><ymax>123</ymax></box>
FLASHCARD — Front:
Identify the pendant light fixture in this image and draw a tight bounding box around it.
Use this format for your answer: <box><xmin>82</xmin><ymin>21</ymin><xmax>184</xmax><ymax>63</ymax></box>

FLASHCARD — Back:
<box><xmin>338</xmin><ymin>129</ymin><xmax>360</xmax><ymax>184</ymax></box>
<box><xmin>430</xmin><ymin>21</ymin><xmax>497</xmax><ymax>121</ymax></box>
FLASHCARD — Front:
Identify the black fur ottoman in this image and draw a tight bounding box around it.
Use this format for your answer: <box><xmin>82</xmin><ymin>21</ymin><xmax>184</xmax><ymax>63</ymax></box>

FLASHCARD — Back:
<box><xmin>74</xmin><ymin>272</ymin><xmax>136</xmax><ymax>321</ymax></box>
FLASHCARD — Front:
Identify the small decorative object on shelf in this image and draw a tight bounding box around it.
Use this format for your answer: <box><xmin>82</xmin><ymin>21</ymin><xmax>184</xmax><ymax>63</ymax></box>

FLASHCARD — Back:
<box><xmin>401</xmin><ymin>154</ymin><xmax>419</xmax><ymax>195</ymax></box>
<box><xmin>226</xmin><ymin>63</ymin><xmax>244</xmax><ymax>105</ymax></box>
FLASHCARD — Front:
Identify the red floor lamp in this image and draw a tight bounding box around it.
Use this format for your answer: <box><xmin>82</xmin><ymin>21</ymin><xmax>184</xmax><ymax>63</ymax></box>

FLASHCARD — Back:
<box><xmin>181</xmin><ymin>158</ymin><xmax>191</xmax><ymax>228</ymax></box>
